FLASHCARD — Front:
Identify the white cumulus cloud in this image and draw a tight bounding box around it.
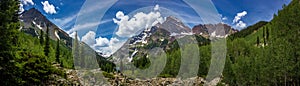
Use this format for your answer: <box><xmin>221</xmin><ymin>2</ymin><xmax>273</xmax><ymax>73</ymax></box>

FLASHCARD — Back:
<box><xmin>21</xmin><ymin>0</ymin><xmax>34</xmax><ymax>5</ymax></box>
<box><xmin>41</xmin><ymin>1</ymin><xmax>57</xmax><ymax>14</ymax></box>
<box><xmin>233</xmin><ymin>11</ymin><xmax>247</xmax><ymax>24</ymax></box>
<box><xmin>81</xmin><ymin>31</ymin><xmax>96</xmax><ymax>46</ymax></box>
<box><xmin>95</xmin><ymin>37</ymin><xmax>126</xmax><ymax>56</ymax></box>
<box><xmin>236</xmin><ymin>21</ymin><xmax>247</xmax><ymax>29</ymax></box>
<box><xmin>232</xmin><ymin>11</ymin><xmax>248</xmax><ymax>30</ymax></box>
<box><xmin>222</xmin><ymin>17</ymin><xmax>228</xmax><ymax>21</ymax></box>
<box><xmin>81</xmin><ymin>31</ymin><xmax>124</xmax><ymax>55</ymax></box>
<box><xmin>78</xmin><ymin>5</ymin><xmax>166</xmax><ymax>56</ymax></box>
<box><xmin>19</xmin><ymin>4</ymin><xmax>24</xmax><ymax>13</ymax></box>
<box><xmin>95</xmin><ymin>37</ymin><xmax>109</xmax><ymax>47</ymax></box>
<box><xmin>116</xmin><ymin>11</ymin><xmax>125</xmax><ymax>19</ymax></box>
<box><xmin>19</xmin><ymin>0</ymin><xmax>34</xmax><ymax>13</ymax></box>
<box><xmin>69</xmin><ymin>31</ymin><xmax>80</xmax><ymax>40</ymax></box>
<box><xmin>113</xmin><ymin>4</ymin><xmax>165</xmax><ymax>37</ymax></box>
<box><xmin>154</xmin><ymin>4</ymin><xmax>159</xmax><ymax>11</ymax></box>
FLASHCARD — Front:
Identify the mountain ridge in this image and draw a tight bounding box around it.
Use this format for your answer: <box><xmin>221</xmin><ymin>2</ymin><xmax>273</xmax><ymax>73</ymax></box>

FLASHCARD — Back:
<box><xmin>192</xmin><ymin>23</ymin><xmax>238</xmax><ymax>38</ymax></box>
<box><xmin>20</xmin><ymin>8</ymin><xmax>72</xmax><ymax>47</ymax></box>
<box><xmin>109</xmin><ymin>16</ymin><xmax>236</xmax><ymax>63</ymax></box>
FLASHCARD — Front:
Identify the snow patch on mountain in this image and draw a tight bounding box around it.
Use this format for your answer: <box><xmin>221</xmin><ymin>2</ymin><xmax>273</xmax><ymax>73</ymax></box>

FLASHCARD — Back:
<box><xmin>129</xmin><ymin>26</ymin><xmax>157</xmax><ymax>45</ymax></box>
<box><xmin>55</xmin><ymin>30</ymin><xmax>60</xmax><ymax>40</ymax></box>
<box><xmin>128</xmin><ymin>49</ymin><xmax>138</xmax><ymax>62</ymax></box>
<box><xmin>32</xmin><ymin>21</ymin><xmax>43</xmax><ymax>30</ymax></box>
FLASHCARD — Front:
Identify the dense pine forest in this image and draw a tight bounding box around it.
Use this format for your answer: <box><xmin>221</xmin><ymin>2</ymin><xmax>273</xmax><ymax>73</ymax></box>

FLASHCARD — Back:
<box><xmin>222</xmin><ymin>0</ymin><xmax>300</xmax><ymax>85</ymax></box>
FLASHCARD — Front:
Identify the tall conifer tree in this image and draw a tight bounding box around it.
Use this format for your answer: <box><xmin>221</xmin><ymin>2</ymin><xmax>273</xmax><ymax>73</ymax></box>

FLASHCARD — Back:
<box><xmin>0</xmin><ymin>0</ymin><xmax>22</xmax><ymax>85</ymax></box>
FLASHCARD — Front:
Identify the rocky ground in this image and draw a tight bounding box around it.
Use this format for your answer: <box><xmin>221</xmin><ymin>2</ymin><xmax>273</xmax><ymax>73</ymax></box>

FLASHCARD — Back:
<box><xmin>48</xmin><ymin>64</ymin><xmax>226</xmax><ymax>86</ymax></box>
<box><xmin>107</xmin><ymin>73</ymin><xmax>225</xmax><ymax>86</ymax></box>
<box><xmin>44</xmin><ymin>63</ymin><xmax>81</xmax><ymax>85</ymax></box>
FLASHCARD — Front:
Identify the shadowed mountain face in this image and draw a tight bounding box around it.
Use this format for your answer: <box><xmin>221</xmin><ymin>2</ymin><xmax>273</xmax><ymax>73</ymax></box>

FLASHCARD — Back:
<box><xmin>20</xmin><ymin>8</ymin><xmax>72</xmax><ymax>47</ymax></box>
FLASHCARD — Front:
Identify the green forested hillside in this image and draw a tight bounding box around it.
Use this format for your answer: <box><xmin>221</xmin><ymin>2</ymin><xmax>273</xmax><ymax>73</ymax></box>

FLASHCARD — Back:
<box><xmin>0</xmin><ymin>0</ymin><xmax>68</xmax><ymax>85</ymax></box>
<box><xmin>222</xmin><ymin>0</ymin><xmax>300</xmax><ymax>85</ymax></box>
<box><xmin>1</xmin><ymin>16</ymin><xmax>74</xmax><ymax>85</ymax></box>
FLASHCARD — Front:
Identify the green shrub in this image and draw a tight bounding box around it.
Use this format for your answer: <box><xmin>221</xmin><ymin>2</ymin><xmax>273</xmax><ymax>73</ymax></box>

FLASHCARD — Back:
<box><xmin>102</xmin><ymin>72</ymin><xmax>115</xmax><ymax>79</ymax></box>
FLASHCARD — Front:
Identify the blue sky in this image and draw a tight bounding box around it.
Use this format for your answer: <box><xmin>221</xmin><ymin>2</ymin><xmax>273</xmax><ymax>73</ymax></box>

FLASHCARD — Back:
<box><xmin>20</xmin><ymin>0</ymin><xmax>291</xmax><ymax>55</ymax></box>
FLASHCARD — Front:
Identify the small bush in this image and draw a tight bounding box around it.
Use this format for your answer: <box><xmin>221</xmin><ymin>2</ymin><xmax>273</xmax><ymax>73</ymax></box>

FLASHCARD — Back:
<box><xmin>102</xmin><ymin>72</ymin><xmax>115</xmax><ymax>79</ymax></box>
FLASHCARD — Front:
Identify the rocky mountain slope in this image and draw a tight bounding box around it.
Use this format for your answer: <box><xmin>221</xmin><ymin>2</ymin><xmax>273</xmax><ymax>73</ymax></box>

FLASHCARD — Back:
<box><xmin>157</xmin><ymin>16</ymin><xmax>191</xmax><ymax>34</ymax></box>
<box><xmin>110</xmin><ymin>16</ymin><xmax>192</xmax><ymax>63</ymax></box>
<box><xmin>192</xmin><ymin>23</ymin><xmax>238</xmax><ymax>38</ymax></box>
<box><xmin>20</xmin><ymin>8</ymin><xmax>72</xmax><ymax>47</ymax></box>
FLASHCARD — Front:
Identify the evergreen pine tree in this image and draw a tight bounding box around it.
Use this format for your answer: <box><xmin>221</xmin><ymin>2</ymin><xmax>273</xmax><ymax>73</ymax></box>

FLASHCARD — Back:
<box><xmin>0</xmin><ymin>0</ymin><xmax>22</xmax><ymax>85</ymax></box>
<box><xmin>55</xmin><ymin>39</ymin><xmax>60</xmax><ymax>63</ymax></box>
<box><xmin>44</xmin><ymin>25</ymin><xmax>50</xmax><ymax>57</ymax></box>
<box><xmin>39</xmin><ymin>30</ymin><xmax>44</xmax><ymax>45</ymax></box>
<box><xmin>263</xmin><ymin>27</ymin><xmax>266</xmax><ymax>45</ymax></box>
<box><xmin>257</xmin><ymin>36</ymin><xmax>260</xmax><ymax>46</ymax></box>
<box><xmin>266</xmin><ymin>27</ymin><xmax>269</xmax><ymax>40</ymax></box>
<box><xmin>72</xmin><ymin>31</ymin><xmax>80</xmax><ymax>67</ymax></box>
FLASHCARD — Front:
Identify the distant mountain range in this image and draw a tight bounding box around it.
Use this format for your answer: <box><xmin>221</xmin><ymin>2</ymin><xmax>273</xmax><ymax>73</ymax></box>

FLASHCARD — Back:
<box><xmin>192</xmin><ymin>23</ymin><xmax>238</xmax><ymax>38</ymax></box>
<box><xmin>110</xmin><ymin>16</ymin><xmax>237</xmax><ymax>63</ymax></box>
<box><xmin>128</xmin><ymin>16</ymin><xmax>237</xmax><ymax>46</ymax></box>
